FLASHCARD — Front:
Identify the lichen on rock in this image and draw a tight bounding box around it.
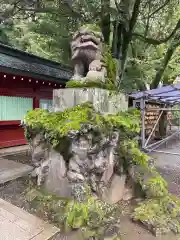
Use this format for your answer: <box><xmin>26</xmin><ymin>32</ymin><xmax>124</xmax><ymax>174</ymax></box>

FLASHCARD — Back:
<box><xmin>132</xmin><ymin>195</ymin><xmax>180</xmax><ymax>236</ymax></box>
<box><xmin>24</xmin><ymin>102</ymin><xmax>140</xmax><ymax>148</ymax></box>
<box><xmin>25</xmin><ymin>185</ymin><xmax>122</xmax><ymax>239</ymax></box>
<box><xmin>23</xmin><ymin>98</ymin><xmax>179</xmax><ymax>237</ymax></box>
<box><xmin>23</xmin><ymin>102</ymin><xmax>140</xmax><ymax>204</ymax></box>
<box><xmin>119</xmin><ymin>138</ymin><xmax>180</xmax><ymax>236</ymax></box>
<box><xmin>66</xmin><ymin>78</ymin><xmax>117</xmax><ymax>91</ymax></box>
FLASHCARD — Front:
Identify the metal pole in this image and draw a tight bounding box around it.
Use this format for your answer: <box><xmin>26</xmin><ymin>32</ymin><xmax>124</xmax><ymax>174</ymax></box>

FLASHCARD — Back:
<box><xmin>179</xmin><ymin>104</ymin><xmax>180</xmax><ymax>130</ymax></box>
<box><xmin>145</xmin><ymin>130</ymin><xmax>180</xmax><ymax>150</ymax></box>
<box><xmin>151</xmin><ymin>149</ymin><xmax>180</xmax><ymax>156</ymax></box>
<box><xmin>140</xmin><ymin>98</ymin><xmax>145</xmax><ymax>148</ymax></box>
<box><xmin>147</xmin><ymin>108</ymin><xmax>180</xmax><ymax>111</ymax></box>
<box><xmin>144</xmin><ymin>109</ymin><xmax>164</xmax><ymax>147</ymax></box>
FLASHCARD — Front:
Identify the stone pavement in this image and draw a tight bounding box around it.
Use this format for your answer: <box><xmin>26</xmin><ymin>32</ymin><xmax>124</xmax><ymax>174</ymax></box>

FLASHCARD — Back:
<box><xmin>0</xmin><ymin>158</ymin><xmax>33</xmax><ymax>184</ymax></box>
<box><xmin>0</xmin><ymin>145</ymin><xmax>29</xmax><ymax>156</ymax></box>
<box><xmin>0</xmin><ymin>198</ymin><xmax>60</xmax><ymax>240</ymax></box>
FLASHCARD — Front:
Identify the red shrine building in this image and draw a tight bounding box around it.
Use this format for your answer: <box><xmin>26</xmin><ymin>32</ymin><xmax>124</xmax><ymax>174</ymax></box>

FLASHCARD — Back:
<box><xmin>0</xmin><ymin>43</ymin><xmax>72</xmax><ymax>148</ymax></box>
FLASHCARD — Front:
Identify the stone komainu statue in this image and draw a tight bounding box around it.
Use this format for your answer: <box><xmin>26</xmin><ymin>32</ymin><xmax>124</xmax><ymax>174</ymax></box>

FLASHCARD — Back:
<box><xmin>71</xmin><ymin>24</ymin><xmax>107</xmax><ymax>82</ymax></box>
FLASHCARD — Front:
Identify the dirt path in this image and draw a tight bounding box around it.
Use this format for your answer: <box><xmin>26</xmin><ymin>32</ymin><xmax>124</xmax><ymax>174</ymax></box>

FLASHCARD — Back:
<box><xmin>0</xmin><ymin>178</ymin><xmax>178</xmax><ymax>240</ymax></box>
<box><xmin>151</xmin><ymin>138</ymin><xmax>180</xmax><ymax>196</ymax></box>
<box><xmin>120</xmin><ymin>216</ymin><xmax>177</xmax><ymax>240</ymax></box>
<box><xmin>2</xmin><ymin>141</ymin><xmax>180</xmax><ymax>240</ymax></box>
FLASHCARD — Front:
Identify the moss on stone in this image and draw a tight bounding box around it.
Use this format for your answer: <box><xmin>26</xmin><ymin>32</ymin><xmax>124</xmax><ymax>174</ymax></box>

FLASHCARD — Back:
<box><xmin>117</xmin><ymin>135</ymin><xmax>180</xmax><ymax>235</ymax></box>
<box><xmin>132</xmin><ymin>195</ymin><xmax>180</xmax><ymax>235</ymax></box>
<box><xmin>145</xmin><ymin>176</ymin><xmax>168</xmax><ymax>198</ymax></box>
<box><xmin>23</xmin><ymin>102</ymin><xmax>140</xmax><ymax>148</ymax></box>
<box><xmin>24</xmin><ymin>100</ymin><xmax>178</xmax><ymax>236</ymax></box>
<box><xmin>66</xmin><ymin>45</ymin><xmax>118</xmax><ymax>91</ymax></box>
<box><xmin>25</xmin><ymin>186</ymin><xmax>121</xmax><ymax>239</ymax></box>
<box><xmin>66</xmin><ymin>79</ymin><xmax>117</xmax><ymax>91</ymax></box>
<box><xmin>118</xmin><ymin>137</ymin><xmax>180</xmax><ymax>235</ymax></box>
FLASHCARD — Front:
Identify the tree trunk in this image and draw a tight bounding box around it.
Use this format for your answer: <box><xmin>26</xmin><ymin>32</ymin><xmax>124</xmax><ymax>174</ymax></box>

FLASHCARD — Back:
<box><xmin>151</xmin><ymin>33</ymin><xmax>180</xmax><ymax>89</ymax></box>
<box><xmin>112</xmin><ymin>22</ymin><xmax>123</xmax><ymax>59</ymax></box>
<box><xmin>150</xmin><ymin>46</ymin><xmax>176</xmax><ymax>89</ymax></box>
<box><xmin>101</xmin><ymin>0</ymin><xmax>110</xmax><ymax>44</ymax></box>
<box><xmin>119</xmin><ymin>0</ymin><xmax>141</xmax><ymax>81</ymax></box>
<box><xmin>159</xmin><ymin>112</ymin><xmax>167</xmax><ymax>139</ymax></box>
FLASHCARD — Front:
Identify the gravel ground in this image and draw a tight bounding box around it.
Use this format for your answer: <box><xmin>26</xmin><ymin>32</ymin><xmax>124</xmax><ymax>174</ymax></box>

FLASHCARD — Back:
<box><xmin>0</xmin><ymin>177</ymin><xmax>177</xmax><ymax>240</ymax></box>
<box><xmin>152</xmin><ymin>137</ymin><xmax>180</xmax><ymax>196</ymax></box>
<box><xmin>1</xmin><ymin>137</ymin><xmax>180</xmax><ymax>240</ymax></box>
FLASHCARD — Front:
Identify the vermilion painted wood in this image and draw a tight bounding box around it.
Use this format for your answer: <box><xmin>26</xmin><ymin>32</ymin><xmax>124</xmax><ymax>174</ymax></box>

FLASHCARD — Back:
<box><xmin>0</xmin><ymin>121</ymin><xmax>21</xmax><ymax>126</ymax></box>
<box><xmin>0</xmin><ymin>139</ymin><xmax>27</xmax><ymax>148</ymax></box>
<box><xmin>0</xmin><ymin>124</ymin><xmax>27</xmax><ymax>148</ymax></box>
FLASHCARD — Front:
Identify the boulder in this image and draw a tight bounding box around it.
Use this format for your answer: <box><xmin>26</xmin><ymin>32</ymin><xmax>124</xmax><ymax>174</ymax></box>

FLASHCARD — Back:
<box><xmin>102</xmin><ymin>174</ymin><xmax>126</xmax><ymax>204</ymax></box>
<box><xmin>43</xmin><ymin>150</ymin><xmax>71</xmax><ymax>198</ymax></box>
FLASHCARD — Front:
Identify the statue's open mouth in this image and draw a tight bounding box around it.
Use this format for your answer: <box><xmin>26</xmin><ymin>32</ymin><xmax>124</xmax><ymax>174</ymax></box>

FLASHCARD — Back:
<box><xmin>80</xmin><ymin>35</ymin><xmax>100</xmax><ymax>45</ymax></box>
<box><xmin>71</xmin><ymin>33</ymin><xmax>101</xmax><ymax>52</ymax></box>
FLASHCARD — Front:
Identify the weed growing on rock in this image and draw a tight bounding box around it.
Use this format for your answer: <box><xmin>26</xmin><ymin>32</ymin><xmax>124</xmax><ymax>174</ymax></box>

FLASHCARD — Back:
<box><xmin>24</xmin><ymin>101</ymin><xmax>180</xmax><ymax>237</ymax></box>
<box><xmin>23</xmin><ymin>102</ymin><xmax>140</xmax><ymax>148</ymax></box>
<box><xmin>25</xmin><ymin>186</ymin><xmax>121</xmax><ymax>239</ymax></box>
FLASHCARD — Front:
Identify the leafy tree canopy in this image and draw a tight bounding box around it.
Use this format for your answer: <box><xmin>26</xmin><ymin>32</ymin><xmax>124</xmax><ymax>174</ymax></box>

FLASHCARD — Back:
<box><xmin>0</xmin><ymin>0</ymin><xmax>179</xmax><ymax>91</ymax></box>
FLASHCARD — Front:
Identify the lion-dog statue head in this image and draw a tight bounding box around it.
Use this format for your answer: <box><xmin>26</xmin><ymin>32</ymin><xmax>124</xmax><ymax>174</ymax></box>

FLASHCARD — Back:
<box><xmin>71</xmin><ymin>25</ymin><xmax>107</xmax><ymax>82</ymax></box>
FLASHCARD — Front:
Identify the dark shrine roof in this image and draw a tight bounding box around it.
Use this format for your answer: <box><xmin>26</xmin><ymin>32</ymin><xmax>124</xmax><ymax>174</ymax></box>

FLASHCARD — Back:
<box><xmin>0</xmin><ymin>43</ymin><xmax>73</xmax><ymax>83</ymax></box>
<box><xmin>129</xmin><ymin>84</ymin><xmax>180</xmax><ymax>105</ymax></box>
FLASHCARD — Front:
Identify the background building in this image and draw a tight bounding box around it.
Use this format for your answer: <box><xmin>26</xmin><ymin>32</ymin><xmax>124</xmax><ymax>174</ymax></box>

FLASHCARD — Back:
<box><xmin>0</xmin><ymin>43</ymin><xmax>72</xmax><ymax>148</ymax></box>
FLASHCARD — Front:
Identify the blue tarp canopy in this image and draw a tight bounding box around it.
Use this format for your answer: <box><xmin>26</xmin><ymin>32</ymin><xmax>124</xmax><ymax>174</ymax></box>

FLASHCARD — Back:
<box><xmin>129</xmin><ymin>84</ymin><xmax>180</xmax><ymax>104</ymax></box>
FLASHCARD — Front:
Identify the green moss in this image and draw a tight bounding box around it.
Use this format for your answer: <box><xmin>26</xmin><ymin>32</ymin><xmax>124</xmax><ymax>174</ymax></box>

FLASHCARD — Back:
<box><xmin>120</xmin><ymin>140</ymin><xmax>150</xmax><ymax>169</ymax></box>
<box><xmin>132</xmin><ymin>195</ymin><xmax>180</xmax><ymax>235</ymax></box>
<box><xmin>24</xmin><ymin>102</ymin><xmax>140</xmax><ymax>148</ymax></box>
<box><xmin>24</xmin><ymin>100</ymin><xmax>177</xmax><ymax>236</ymax></box>
<box><xmin>146</xmin><ymin>176</ymin><xmax>168</xmax><ymax>198</ymax></box>
<box><xmin>66</xmin><ymin>79</ymin><xmax>117</xmax><ymax>91</ymax></box>
<box><xmin>120</xmin><ymin>138</ymin><xmax>180</xmax><ymax>235</ymax></box>
<box><xmin>25</xmin><ymin>186</ymin><xmax>121</xmax><ymax>238</ymax></box>
<box><xmin>119</xmin><ymin>138</ymin><xmax>169</xmax><ymax>200</ymax></box>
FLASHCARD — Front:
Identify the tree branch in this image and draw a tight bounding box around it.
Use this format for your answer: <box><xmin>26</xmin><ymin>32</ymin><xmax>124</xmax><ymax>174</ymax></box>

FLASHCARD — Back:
<box><xmin>0</xmin><ymin>0</ymin><xmax>22</xmax><ymax>22</ymax></box>
<box><xmin>129</xmin><ymin>0</ymin><xmax>141</xmax><ymax>32</ymax></box>
<box><xmin>19</xmin><ymin>3</ymin><xmax>81</xmax><ymax>18</ymax></box>
<box><xmin>149</xmin><ymin>0</ymin><xmax>171</xmax><ymax>18</ymax></box>
<box><xmin>133</xmin><ymin>18</ymin><xmax>180</xmax><ymax>45</ymax></box>
<box><xmin>151</xmin><ymin>31</ymin><xmax>180</xmax><ymax>88</ymax></box>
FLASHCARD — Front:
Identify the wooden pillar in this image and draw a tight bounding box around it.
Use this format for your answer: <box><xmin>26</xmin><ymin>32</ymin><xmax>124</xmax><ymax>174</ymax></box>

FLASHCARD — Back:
<box><xmin>159</xmin><ymin>111</ymin><xmax>167</xmax><ymax>138</ymax></box>
<box><xmin>33</xmin><ymin>88</ymin><xmax>39</xmax><ymax>109</ymax></box>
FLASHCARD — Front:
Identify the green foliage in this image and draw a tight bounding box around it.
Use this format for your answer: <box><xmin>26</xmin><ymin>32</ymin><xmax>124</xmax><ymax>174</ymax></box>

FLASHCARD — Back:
<box><xmin>81</xmin><ymin>24</ymin><xmax>101</xmax><ymax>34</ymax></box>
<box><xmin>120</xmin><ymin>138</ymin><xmax>180</xmax><ymax>235</ymax></box>
<box><xmin>25</xmin><ymin>186</ymin><xmax>121</xmax><ymax>238</ymax></box>
<box><xmin>146</xmin><ymin>176</ymin><xmax>168</xmax><ymax>198</ymax></box>
<box><xmin>66</xmin><ymin>79</ymin><xmax>117</xmax><ymax>91</ymax></box>
<box><xmin>132</xmin><ymin>195</ymin><xmax>180</xmax><ymax>235</ymax></box>
<box><xmin>1</xmin><ymin>0</ymin><xmax>179</xmax><ymax>91</ymax></box>
<box><xmin>103</xmin><ymin>45</ymin><xmax>118</xmax><ymax>86</ymax></box>
<box><xmin>105</xmin><ymin>109</ymin><xmax>140</xmax><ymax>137</ymax></box>
<box><xmin>65</xmin><ymin>197</ymin><xmax>108</xmax><ymax>229</ymax></box>
<box><xmin>120</xmin><ymin>140</ymin><xmax>150</xmax><ymax>168</ymax></box>
<box><xmin>66</xmin><ymin>44</ymin><xmax>118</xmax><ymax>91</ymax></box>
<box><xmin>24</xmin><ymin>102</ymin><xmax>140</xmax><ymax>147</ymax></box>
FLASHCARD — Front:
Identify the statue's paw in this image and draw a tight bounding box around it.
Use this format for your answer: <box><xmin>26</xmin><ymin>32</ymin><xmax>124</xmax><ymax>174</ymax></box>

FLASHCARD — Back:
<box><xmin>89</xmin><ymin>66</ymin><xmax>99</xmax><ymax>71</ymax></box>
<box><xmin>71</xmin><ymin>75</ymin><xmax>83</xmax><ymax>81</ymax></box>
